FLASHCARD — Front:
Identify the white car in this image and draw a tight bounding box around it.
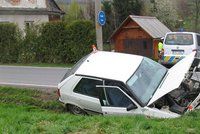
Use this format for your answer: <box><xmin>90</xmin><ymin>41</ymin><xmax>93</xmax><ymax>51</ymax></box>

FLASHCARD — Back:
<box><xmin>58</xmin><ymin>51</ymin><xmax>200</xmax><ymax>118</ymax></box>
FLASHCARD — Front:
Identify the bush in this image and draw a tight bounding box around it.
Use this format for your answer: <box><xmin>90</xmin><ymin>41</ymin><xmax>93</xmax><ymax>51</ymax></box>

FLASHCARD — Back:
<box><xmin>38</xmin><ymin>20</ymin><xmax>95</xmax><ymax>64</ymax></box>
<box><xmin>63</xmin><ymin>20</ymin><xmax>96</xmax><ymax>63</ymax></box>
<box><xmin>0</xmin><ymin>20</ymin><xmax>96</xmax><ymax>64</ymax></box>
<box><xmin>39</xmin><ymin>22</ymin><xmax>67</xmax><ymax>63</ymax></box>
<box><xmin>18</xmin><ymin>25</ymin><xmax>40</xmax><ymax>63</ymax></box>
<box><xmin>0</xmin><ymin>23</ymin><xmax>21</xmax><ymax>63</ymax></box>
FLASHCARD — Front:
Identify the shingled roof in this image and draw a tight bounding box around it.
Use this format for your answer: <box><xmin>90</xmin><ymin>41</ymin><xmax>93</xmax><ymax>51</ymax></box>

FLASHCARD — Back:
<box><xmin>110</xmin><ymin>15</ymin><xmax>171</xmax><ymax>40</ymax></box>
<box><xmin>0</xmin><ymin>0</ymin><xmax>65</xmax><ymax>15</ymax></box>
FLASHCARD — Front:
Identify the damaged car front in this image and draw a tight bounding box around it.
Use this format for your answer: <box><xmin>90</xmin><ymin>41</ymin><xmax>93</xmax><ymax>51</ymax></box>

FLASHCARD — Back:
<box><xmin>132</xmin><ymin>52</ymin><xmax>200</xmax><ymax>118</ymax></box>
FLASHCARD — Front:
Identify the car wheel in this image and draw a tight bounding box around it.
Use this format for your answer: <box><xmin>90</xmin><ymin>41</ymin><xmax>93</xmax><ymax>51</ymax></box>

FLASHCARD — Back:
<box><xmin>68</xmin><ymin>104</ymin><xmax>86</xmax><ymax>115</ymax></box>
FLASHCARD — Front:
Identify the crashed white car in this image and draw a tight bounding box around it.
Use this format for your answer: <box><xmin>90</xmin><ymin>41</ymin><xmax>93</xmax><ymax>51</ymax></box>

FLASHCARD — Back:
<box><xmin>58</xmin><ymin>51</ymin><xmax>200</xmax><ymax>118</ymax></box>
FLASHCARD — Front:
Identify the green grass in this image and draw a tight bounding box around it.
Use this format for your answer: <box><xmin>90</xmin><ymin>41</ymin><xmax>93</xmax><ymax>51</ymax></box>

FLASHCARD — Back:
<box><xmin>0</xmin><ymin>63</ymin><xmax>74</xmax><ymax>68</ymax></box>
<box><xmin>0</xmin><ymin>87</ymin><xmax>200</xmax><ymax>133</ymax></box>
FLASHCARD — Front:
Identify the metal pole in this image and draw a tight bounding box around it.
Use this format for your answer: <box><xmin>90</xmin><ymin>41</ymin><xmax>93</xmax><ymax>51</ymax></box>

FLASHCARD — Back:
<box><xmin>95</xmin><ymin>0</ymin><xmax>103</xmax><ymax>50</ymax></box>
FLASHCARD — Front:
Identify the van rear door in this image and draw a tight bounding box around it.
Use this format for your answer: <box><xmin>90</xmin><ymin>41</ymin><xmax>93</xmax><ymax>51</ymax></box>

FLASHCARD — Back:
<box><xmin>164</xmin><ymin>33</ymin><xmax>195</xmax><ymax>56</ymax></box>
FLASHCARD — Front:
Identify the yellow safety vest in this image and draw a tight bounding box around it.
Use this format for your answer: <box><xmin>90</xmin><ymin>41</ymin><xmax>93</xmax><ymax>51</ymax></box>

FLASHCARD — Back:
<box><xmin>158</xmin><ymin>42</ymin><xmax>163</xmax><ymax>51</ymax></box>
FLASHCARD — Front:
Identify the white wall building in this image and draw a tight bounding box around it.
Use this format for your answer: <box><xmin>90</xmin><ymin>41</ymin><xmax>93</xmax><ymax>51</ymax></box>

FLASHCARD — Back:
<box><xmin>0</xmin><ymin>0</ymin><xmax>64</xmax><ymax>30</ymax></box>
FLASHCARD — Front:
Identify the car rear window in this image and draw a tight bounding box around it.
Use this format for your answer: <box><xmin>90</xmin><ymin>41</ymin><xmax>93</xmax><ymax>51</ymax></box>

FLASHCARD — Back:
<box><xmin>165</xmin><ymin>33</ymin><xmax>193</xmax><ymax>45</ymax></box>
<box><xmin>60</xmin><ymin>54</ymin><xmax>90</xmax><ymax>82</ymax></box>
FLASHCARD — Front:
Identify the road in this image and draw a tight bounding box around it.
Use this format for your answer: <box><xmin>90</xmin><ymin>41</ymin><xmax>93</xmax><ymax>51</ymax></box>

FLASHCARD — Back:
<box><xmin>0</xmin><ymin>65</ymin><xmax>68</xmax><ymax>90</ymax></box>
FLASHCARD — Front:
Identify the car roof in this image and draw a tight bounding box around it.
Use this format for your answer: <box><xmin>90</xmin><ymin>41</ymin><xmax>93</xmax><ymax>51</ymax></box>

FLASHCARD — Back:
<box><xmin>75</xmin><ymin>51</ymin><xmax>143</xmax><ymax>83</ymax></box>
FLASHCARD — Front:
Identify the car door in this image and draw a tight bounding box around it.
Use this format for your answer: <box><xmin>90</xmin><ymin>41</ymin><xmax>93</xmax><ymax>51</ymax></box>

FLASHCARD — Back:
<box><xmin>72</xmin><ymin>77</ymin><xmax>103</xmax><ymax>114</ymax></box>
<box><xmin>96</xmin><ymin>85</ymin><xmax>142</xmax><ymax>115</ymax></box>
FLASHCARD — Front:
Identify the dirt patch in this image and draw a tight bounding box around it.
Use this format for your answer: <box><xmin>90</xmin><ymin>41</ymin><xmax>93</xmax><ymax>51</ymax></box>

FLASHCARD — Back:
<box><xmin>39</xmin><ymin>91</ymin><xmax>58</xmax><ymax>102</ymax></box>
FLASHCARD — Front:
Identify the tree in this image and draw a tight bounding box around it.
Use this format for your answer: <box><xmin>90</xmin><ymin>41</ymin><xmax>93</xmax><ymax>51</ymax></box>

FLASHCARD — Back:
<box><xmin>102</xmin><ymin>0</ymin><xmax>115</xmax><ymax>42</ymax></box>
<box><xmin>113</xmin><ymin>0</ymin><xmax>142</xmax><ymax>27</ymax></box>
<box><xmin>83</xmin><ymin>0</ymin><xmax>95</xmax><ymax>21</ymax></box>
<box><xmin>142</xmin><ymin>0</ymin><xmax>179</xmax><ymax>31</ymax></box>
<box><xmin>176</xmin><ymin>0</ymin><xmax>200</xmax><ymax>32</ymax></box>
<box><xmin>190</xmin><ymin>0</ymin><xmax>200</xmax><ymax>32</ymax></box>
<box><xmin>64</xmin><ymin>0</ymin><xmax>84</xmax><ymax>23</ymax></box>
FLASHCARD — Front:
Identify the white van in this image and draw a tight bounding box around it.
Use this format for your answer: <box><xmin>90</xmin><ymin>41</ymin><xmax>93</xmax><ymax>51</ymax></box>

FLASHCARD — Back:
<box><xmin>161</xmin><ymin>32</ymin><xmax>200</xmax><ymax>65</ymax></box>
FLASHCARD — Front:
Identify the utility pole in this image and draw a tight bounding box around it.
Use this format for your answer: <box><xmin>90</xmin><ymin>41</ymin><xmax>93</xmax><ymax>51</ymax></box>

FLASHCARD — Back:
<box><xmin>95</xmin><ymin>0</ymin><xmax>103</xmax><ymax>50</ymax></box>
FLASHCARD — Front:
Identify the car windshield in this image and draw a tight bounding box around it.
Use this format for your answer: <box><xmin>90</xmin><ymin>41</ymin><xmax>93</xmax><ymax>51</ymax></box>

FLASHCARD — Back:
<box><xmin>165</xmin><ymin>33</ymin><xmax>193</xmax><ymax>45</ymax></box>
<box><xmin>127</xmin><ymin>58</ymin><xmax>167</xmax><ymax>105</ymax></box>
<box><xmin>60</xmin><ymin>54</ymin><xmax>90</xmax><ymax>82</ymax></box>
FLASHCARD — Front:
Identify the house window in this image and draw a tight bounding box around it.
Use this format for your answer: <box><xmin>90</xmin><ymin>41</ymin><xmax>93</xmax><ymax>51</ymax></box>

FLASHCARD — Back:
<box><xmin>124</xmin><ymin>39</ymin><xmax>134</xmax><ymax>49</ymax></box>
<box><xmin>143</xmin><ymin>41</ymin><xmax>147</xmax><ymax>49</ymax></box>
<box><xmin>25</xmin><ymin>21</ymin><xmax>34</xmax><ymax>29</ymax></box>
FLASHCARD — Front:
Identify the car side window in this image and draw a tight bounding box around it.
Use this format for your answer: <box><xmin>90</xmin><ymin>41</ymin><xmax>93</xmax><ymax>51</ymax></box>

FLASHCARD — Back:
<box><xmin>100</xmin><ymin>87</ymin><xmax>135</xmax><ymax>108</ymax></box>
<box><xmin>73</xmin><ymin>78</ymin><xmax>103</xmax><ymax>98</ymax></box>
<box><xmin>197</xmin><ymin>35</ymin><xmax>200</xmax><ymax>46</ymax></box>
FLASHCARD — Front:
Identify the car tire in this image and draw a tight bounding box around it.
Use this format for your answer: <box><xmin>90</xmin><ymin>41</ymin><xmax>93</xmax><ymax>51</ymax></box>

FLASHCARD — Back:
<box><xmin>68</xmin><ymin>104</ymin><xmax>86</xmax><ymax>115</ymax></box>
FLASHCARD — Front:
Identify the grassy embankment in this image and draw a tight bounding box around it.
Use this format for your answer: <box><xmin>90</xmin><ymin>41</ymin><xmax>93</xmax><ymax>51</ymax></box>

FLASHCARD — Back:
<box><xmin>0</xmin><ymin>86</ymin><xmax>200</xmax><ymax>133</ymax></box>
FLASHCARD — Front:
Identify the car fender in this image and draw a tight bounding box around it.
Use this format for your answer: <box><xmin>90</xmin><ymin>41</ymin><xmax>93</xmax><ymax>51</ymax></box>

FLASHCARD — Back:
<box><xmin>143</xmin><ymin>107</ymin><xmax>180</xmax><ymax>118</ymax></box>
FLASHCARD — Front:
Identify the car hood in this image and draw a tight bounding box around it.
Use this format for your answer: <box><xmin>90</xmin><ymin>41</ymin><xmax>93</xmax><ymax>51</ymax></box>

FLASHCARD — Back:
<box><xmin>147</xmin><ymin>52</ymin><xmax>196</xmax><ymax>106</ymax></box>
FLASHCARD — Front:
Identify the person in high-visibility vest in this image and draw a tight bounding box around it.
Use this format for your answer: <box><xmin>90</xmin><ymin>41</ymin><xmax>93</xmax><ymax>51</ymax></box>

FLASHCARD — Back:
<box><xmin>158</xmin><ymin>37</ymin><xmax>164</xmax><ymax>60</ymax></box>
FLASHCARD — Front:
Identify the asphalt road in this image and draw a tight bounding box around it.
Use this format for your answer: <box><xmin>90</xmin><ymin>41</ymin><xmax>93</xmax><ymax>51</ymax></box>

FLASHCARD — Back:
<box><xmin>0</xmin><ymin>65</ymin><xmax>68</xmax><ymax>90</ymax></box>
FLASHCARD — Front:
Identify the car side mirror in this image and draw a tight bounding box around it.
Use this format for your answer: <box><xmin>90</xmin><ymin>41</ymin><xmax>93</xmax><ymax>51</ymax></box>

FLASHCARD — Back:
<box><xmin>127</xmin><ymin>104</ymin><xmax>137</xmax><ymax>111</ymax></box>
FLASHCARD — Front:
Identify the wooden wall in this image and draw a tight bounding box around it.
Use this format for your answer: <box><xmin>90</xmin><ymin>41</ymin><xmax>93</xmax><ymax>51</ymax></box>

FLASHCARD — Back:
<box><xmin>153</xmin><ymin>39</ymin><xmax>159</xmax><ymax>60</ymax></box>
<box><xmin>49</xmin><ymin>15</ymin><xmax>61</xmax><ymax>21</ymax></box>
<box><xmin>112</xmin><ymin>20</ymin><xmax>155</xmax><ymax>58</ymax></box>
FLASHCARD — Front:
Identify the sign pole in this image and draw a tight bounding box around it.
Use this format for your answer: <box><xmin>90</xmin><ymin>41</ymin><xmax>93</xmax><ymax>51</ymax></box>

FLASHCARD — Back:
<box><xmin>95</xmin><ymin>0</ymin><xmax>103</xmax><ymax>50</ymax></box>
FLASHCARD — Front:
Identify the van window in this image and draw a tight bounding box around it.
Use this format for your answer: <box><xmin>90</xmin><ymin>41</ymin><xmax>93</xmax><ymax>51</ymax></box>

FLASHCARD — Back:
<box><xmin>197</xmin><ymin>35</ymin><xmax>200</xmax><ymax>46</ymax></box>
<box><xmin>165</xmin><ymin>33</ymin><xmax>193</xmax><ymax>45</ymax></box>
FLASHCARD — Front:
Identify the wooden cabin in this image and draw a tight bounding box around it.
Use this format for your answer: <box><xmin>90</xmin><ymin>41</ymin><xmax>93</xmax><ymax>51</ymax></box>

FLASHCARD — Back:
<box><xmin>110</xmin><ymin>15</ymin><xmax>171</xmax><ymax>59</ymax></box>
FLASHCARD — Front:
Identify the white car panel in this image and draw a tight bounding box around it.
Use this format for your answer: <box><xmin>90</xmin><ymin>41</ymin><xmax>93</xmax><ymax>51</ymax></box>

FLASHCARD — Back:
<box><xmin>102</xmin><ymin>107</ymin><xmax>142</xmax><ymax>115</ymax></box>
<box><xmin>59</xmin><ymin>75</ymin><xmax>81</xmax><ymax>103</ymax></box>
<box><xmin>102</xmin><ymin>106</ymin><xmax>180</xmax><ymax>118</ymax></box>
<box><xmin>75</xmin><ymin>51</ymin><xmax>143</xmax><ymax>83</ymax></box>
<box><xmin>148</xmin><ymin>52</ymin><xmax>196</xmax><ymax>106</ymax></box>
<box><xmin>72</xmin><ymin>93</ymin><xmax>102</xmax><ymax>114</ymax></box>
<box><xmin>143</xmin><ymin>107</ymin><xmax>180</xmax><ymax>118</ymax></box>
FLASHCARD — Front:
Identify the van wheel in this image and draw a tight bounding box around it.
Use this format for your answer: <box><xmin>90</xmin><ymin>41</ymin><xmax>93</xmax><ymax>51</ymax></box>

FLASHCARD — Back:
<box><xmin>68</xmin><ymin>104</ymin><xmax>86</xmax><ymax>115</ymax></box>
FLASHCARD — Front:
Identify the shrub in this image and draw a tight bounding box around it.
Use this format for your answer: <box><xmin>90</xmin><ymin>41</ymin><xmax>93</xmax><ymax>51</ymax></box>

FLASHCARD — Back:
<box><xmin>18</xmin><ymin>25</ymin><xmax>40</xmax><ymax>63</ymax></box>
<box><xmin>38</xmin><ymin>21</ymin><xmax>67</xmax><ymax>63</ymax></box>
<box><xmin>0</xmin><ymin>20</ymin><xmax>96</xmax><ymax>64</ymax></box>
<box><xmin>0</xmin><ymin>23</ymin><xmax>21</xmax><ymax>63</ymax></box>
<box><xmin>63</xmin><ymin>20</ymin><xmax>96</xmax><ymax>63</ymax></box>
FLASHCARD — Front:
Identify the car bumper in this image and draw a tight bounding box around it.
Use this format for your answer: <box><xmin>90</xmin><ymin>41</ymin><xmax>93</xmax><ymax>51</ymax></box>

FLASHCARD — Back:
<box><xmin>160</xmin><ymin>56</ymin><xmax>185</xmax><ymax>65</ymax></box>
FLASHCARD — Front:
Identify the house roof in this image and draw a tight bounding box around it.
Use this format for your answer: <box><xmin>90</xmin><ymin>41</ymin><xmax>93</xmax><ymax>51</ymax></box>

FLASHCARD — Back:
<box><xmin>47</xmin><ymin>0</ymin><xmax>65</xmax><ymax>15</ymax></box>
<box><xmin>0</xmin><ymin>0</ymin><xmax>65</xmax><ymax>15</ymax></box>
<box><xmin>110</xmin><ymin>15</ymin><xmax>171</xmax><ymax>40</ymax></box>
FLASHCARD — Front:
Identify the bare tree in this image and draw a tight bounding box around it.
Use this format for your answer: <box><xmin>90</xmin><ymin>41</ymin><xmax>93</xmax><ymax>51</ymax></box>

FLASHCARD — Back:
<box><xmin>192</xmin><ymin>0</ymin><xmax>200</xmax><ymax>32</ymax></box>
<box><xmin>142</xmin><ymin>0</ymin><xmax>179</xmax><ymax>31</ymax></box>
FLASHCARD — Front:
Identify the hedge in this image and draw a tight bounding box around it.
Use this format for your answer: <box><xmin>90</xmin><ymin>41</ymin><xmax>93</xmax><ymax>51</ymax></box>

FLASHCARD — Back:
<box><xmin>0</xmin><ymin>20</ymin><xmax>96</xmax><ymax>64</ymax></box>
<box><xmin>63</xmin><ymin>20</ymin><xmax>96</xmax><ymax>63</ymax></box>
<box><xmin>0</xmin><ymin>23</ymin><xmax>21</xmax><ymax>63</ymax></box>
<box><xmin>18</xmin><ymin>25</ymin><xmax>40</xmax><ymax>63</ymax></box>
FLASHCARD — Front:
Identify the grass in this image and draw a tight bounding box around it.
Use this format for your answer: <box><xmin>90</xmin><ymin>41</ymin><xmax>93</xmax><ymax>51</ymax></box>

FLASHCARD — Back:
<box><xmin>0</xmin><ymin>87</ymin><xmax>200</xmax><ymax>133</ymax></box>
<box><xmin>0</xmin><ymin>63</ymin><xmax>74</xmax><ymax>68</ymax></box>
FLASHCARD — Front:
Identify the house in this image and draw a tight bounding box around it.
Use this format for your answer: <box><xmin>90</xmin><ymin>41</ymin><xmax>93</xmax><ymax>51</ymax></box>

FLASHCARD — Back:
<box><xmin>0</xmin><ymin>0</ymin><xmax>65</xmax><ymax>30</ymax></box>
<box><xmin>110</xmin><ymin>15</ymin><xmax>171</xmax><ymax>59</ymax></box>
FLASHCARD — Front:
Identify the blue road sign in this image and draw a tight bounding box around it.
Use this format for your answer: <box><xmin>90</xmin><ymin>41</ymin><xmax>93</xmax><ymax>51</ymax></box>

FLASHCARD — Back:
<box><xmin>98</xmin><ymin>11</ymin><xmax>106</xmax><ymax>26</ymax></box>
